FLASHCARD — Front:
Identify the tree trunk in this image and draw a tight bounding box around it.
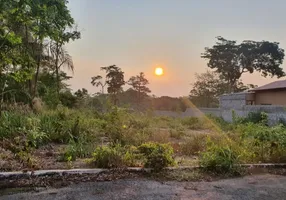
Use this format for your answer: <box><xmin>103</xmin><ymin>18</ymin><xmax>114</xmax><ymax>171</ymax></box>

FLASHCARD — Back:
<box><xmin>33</xmin><ymin>42</ymin><xmax>43</xmax><ymax>98</ymax></box>
<box><xmin>0</xmin><ymin>79</ymin><xmax>7</xmax><ymax>117</ymax></box>
<box><xmin>55</xmin><ymin>43</ymin><xmax>60</xmax><ymax>95</ymax></box>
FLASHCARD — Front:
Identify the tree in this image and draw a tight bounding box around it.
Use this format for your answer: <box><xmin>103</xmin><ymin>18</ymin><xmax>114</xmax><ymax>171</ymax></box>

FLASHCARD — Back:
<box><xmin>0</xmin><ymin>0</ymin><xmax>80</xmax><ymax>112</ymax></box>
<box><xmin>152</xmin><ymin>96</ymin><xmax>187</xmax><ymax>112</ymax></box>
<box><xmin>127</xmin><ymin>72</ymin><xmax>151</xmax><ymax>104</ymax></box>
<box><xmin>100</xmin><ymin>65</ymin><xmax>125</xmax><ymax>105</ymax></box>
<box><xmin>201</xmin><ymin>37</ymin><xmax>285</xmax><ymax>92</ymax></box>
<box><xmin>74</xmin><ymin>88</ymin><xmax>88</xmax><ymax>98</ymax></box>
<box><xmin>190</xmin><ymin>71</ymin><xmax>257</xmax><ymax>107</ymax></box>
<box><xmin>50</xmin><ymin>30</ymin><xmax>80</xmax><ymax>95</ymax></box>
<box><xmin>91</xmin><ymin>75</ymin><xmax>106</xmax><ymax>94</ymax></box>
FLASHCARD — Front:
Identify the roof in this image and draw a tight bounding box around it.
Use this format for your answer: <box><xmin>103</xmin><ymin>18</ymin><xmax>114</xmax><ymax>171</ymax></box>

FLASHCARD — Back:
<box><xmin>250</xmin><ymin>80</ymin><xmax>286</xmax><ymax>91</ymax></box>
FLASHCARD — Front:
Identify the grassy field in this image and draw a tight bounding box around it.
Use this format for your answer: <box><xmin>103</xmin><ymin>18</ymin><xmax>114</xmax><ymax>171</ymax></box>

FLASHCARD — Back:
<box><xmin>1</xmin><ymin>105</ymin><xmax>286</xmax><ymax>174</ymax></box>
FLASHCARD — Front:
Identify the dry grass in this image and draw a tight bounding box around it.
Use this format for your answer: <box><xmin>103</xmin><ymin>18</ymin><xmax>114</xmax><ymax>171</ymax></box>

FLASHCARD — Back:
<box><xmin>148</xmin><ymin>129</ymin><xmax>171</xmax><ymax>143</ymax></box>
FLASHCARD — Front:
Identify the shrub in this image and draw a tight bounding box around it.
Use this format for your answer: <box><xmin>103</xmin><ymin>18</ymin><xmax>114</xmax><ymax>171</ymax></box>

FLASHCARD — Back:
<box><xmin>26</xmin><ymin>128</ymin><xmax>48</xmax><ymax>148</ymax></box>
<box><xmin>181</xmin><ymin>134</ymin><xmax>208</xmax><ymax>156</ymax></box>
<box><xmin>121</xmin><ymin>129</ymin><xmax>151</xmax><ymax>146</ymax></box>
<box><xmin>0</xmin><ymin>111</ymin><xmax>29</xmax><ymax>138</ymax></box>
<box><xmin>245</xmin><ymin>112</ymin><xmax>268</xmax><ymax>125</ymax></box>
<box><xmin>60</xmin><ymin>137</ymin><xmax>96</xmax><ymax>162</ymax></box>
<box><xmin>61</xmin><ymin>142</ymin><xmax>78</xmax><ymax>162</ymax></box>
<box><xmin>169</xmin><ymin>124</ymin><xmax>185</xmax><ymax>139</ymax></box>
<box><xmin>181</xmin><ymin>117</ymin><xmax>203</xmax><ymax>129</ymax></box>
<box><xmin>148</xmin><ymin>129</ymin><xmax>170</xmax><ymax>143</ymax></box>
<box><xmin>103</xmin><ymin>107</ymin><xmax>126</xmax><ymax>143</ymax></box>
<box><xmin>91</xmin><ymin>144</ymin><xmax>139</xmax><ymax>168</ymax></box>
<box><xmin>199</xmin><ymin>139</ymin><xmax>241</xmax><ymax>174</ymax></box>
<box><xmin>138</xmin><ymin>142</ymin><xmax>175</xmax><ymax>171</ymax></box>
<box><xmin>238</xmin><ymin>123</ymin><xmax>286</xmax><ymax>162</ymax></box>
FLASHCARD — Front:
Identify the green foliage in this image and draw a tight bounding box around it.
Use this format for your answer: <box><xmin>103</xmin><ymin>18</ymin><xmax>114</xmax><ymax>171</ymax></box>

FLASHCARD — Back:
<box><xmin>169</xmin><ymin>128</ymin><xmax>185</xmax><ymax>139</ymax></box>
<box><xmin>91</xmin><ymin>144</ymin><xmax>139</xmax><ymax>168</ymax></box>
<box><xmin>237</xmin><ymin>123</ymin><xmax>286</xmax><ymax>162</ymax></box>
<box><xmin>138</xmin><ymin>142</ymin><xmax>175</xmax><ymax>171</ymax></box>
<box><xmin>61</xmin><ymin>136</ymin><xmax>97</xmax><ymax>162</ymax></box>
<box><xmin>100</xmin><ymin>65</ymin><xmax>125</xmax><ymax>105</ymax></box>
<box><xmin>181</xmin><ymin>134</ymin><xmax>208</xmax><ymax>156</ymax></box>
<box><xmin>102</xmin><ymin>107</ymin><xmax>126</xmax><ymax>143</ymax></box>
<box><xmin>127</xmin><ymin>72</ymin><xmax>151</xmax><ymax>104</ymax></box>
<box><xmin>245</xmin><ymin>112</ymin><xmax>268</xmax><ymax>125</ymax></box>
<box><xmin>0</xmin><ymin>111</ymin><xmax>30</xmax><ymax>138</ymax></box>
<box><xmin>181</xmin><ymin>117</ymin><xmax>204</xmax><ymax>129</ymax></box>
<box><xmin>202</xmin><ymin>36</ymin><xmax>285</xmax><ymax>92</ymax></box>
<box><xmin>26</xmin><ymin>127</ymin><xmax>48</xmax><ymax>148</ymax></box>
<box><xmin>190</xmin><ymin>71</ymin><xmax>255</xmax><ymax>107</ymax></box>
<box><xmin>0</xmin><ymin>0</ymin><xmax>80</xmax><ymax>108</ymax></box>
<box><xmin>199</xmin><ymin>139</ymin><xmax>241</xmax><ymax>174</ymax></box>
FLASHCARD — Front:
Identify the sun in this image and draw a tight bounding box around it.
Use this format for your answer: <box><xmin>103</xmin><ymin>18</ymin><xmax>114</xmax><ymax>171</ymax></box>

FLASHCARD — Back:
<box><xmin>155</xmin><ymin>67</ymin><xmax>163</xmax><ymax>76</ymax></box>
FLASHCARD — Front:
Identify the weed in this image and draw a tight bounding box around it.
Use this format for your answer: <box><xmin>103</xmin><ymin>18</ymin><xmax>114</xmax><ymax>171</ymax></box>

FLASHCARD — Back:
<box><xmin>181</xmin><ymin>117</ymin><xmax>204</xmax><ymax>129</ymax></box>
<box><xmin>138</xmin><ymin>142</ymin><xmax>175</xmax><ymax>171</ymax></box>
<box><xmin>90</xmin><ymin>144</ymin><xmax>139</xmax><ymax>168</ymax></box>
<box><xmin>199</xmin><ymin>139</ymin><xmax>241</xmax><ymax>174</ymax></box>
<box><xmin>181</xmin><ymin>134</ymin><xmax>208</xmax><ymax>156</ymax></box>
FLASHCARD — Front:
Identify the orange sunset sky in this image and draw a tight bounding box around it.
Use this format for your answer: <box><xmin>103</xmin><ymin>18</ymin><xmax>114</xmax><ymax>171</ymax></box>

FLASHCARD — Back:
<box><xmin>65</xmin><ymin>0</ymin><xmax>286</xmax><ymax>97</ymax></box>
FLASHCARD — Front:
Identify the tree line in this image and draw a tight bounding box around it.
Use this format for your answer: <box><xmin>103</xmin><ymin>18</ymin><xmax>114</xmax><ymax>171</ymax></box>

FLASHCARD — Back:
<box><xmin>1</xmin><ymin>1</ymin><xmax>284</xmax><ymax>111</ymax></box>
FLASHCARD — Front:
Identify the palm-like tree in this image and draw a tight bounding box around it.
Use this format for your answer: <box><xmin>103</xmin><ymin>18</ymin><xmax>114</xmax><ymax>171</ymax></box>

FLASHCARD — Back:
<box><xmin>91</xmin><ymin>75</ymin><xmax>106</xmax><ymax>94</ymax></box>
<box><xmin>48</xmin><ymin>41</ymin><xmax>74</xmax><ymax>94</ymax></box>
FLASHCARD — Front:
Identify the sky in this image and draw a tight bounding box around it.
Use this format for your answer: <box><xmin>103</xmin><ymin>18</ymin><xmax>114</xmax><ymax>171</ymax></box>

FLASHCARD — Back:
<box><xmin>65</xmin><ymin>0</ymin><xmax>286</xmax><ymax>97</ymax></box>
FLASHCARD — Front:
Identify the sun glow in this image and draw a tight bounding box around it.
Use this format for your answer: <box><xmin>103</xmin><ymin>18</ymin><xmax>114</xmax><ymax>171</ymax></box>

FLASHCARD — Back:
<box><xmin>155</xmin><ymin>67</ymin><xmax>163</xmax><ymax>76</ymax></box>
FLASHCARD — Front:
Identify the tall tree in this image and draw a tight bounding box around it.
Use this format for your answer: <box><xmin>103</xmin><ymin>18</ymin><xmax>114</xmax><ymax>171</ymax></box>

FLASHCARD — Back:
<box><xmin>91</xmin><ymin>75</ymin><xmax>106</xmax><ymax>94</ymax></box>
<box><xmin>190</xmin><ymin>70</ymin><xmax>257</xmax><ymax>107</ymax></box>
<box><xmin>50</xmin><ymin>29</ymin><xmax>80</xmax><ymax>95</ymax></box>
<box><xmin>127</xmin><ymin>72</ymin><xmax>151</xmax><ymax>104</ymax></box>
<box><xmin>101</xmin><ymin>65</ymin><xmax>125</xmax><ymax>105</ymax></box>
<box><xmin>0</xmin><ymin>0</ymin><xmax>80</xmax><ymax>113</ymax></box>
<box><xmin>201</xmin><ymin>37</ymin><xmax>285</xmax><ymax>92</ymax></box>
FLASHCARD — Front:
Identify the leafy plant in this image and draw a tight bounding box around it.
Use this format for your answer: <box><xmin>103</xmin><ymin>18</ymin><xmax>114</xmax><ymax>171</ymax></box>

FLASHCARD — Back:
<box><xmin>181</xmin><ymin>117</ymin><xmax>203</xmax><ymax>129</ymax></box>
<box><xmin>181</xmin><ymin>134</ymin><xmax>208</xmax><ymax>156</ymax></box>
<box><xmin>91</xmin><ymin>144</ymin><xmax>139</xmax><ymax>168</ymax></box>
<box><xmin>138</xmin><ymin>142</ymin><xmax>175</xmax><ymax>171</ymax></box>
<box><xmin>199</xmin><ymin>139</ymin><xmax>241</xmax><ymax>174</ymax></box>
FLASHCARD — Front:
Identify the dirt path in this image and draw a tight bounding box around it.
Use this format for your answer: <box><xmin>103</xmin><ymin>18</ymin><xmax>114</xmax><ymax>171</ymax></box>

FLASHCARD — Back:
<box><xmin>1</xmin><ymin>174</ymin><xmax>286</xmax><ymax>200</ymax></box>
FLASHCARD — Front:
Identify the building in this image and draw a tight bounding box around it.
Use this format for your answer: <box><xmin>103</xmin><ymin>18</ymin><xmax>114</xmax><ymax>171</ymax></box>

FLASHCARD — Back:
<box><xmin>249</xmin><ymin>80</ymin><xmax>286</xmax><ymax>105</ymax></box>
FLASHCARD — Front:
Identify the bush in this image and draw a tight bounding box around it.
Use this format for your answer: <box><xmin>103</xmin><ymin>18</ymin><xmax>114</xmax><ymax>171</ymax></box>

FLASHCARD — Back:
<box><xmin>233</xmin><ymin>111</ymin><xmax>268</xmax><ymax>125</ymax></box>
<box><xmin>238</xmin><ymin>123</ymin><xmax>286</xmax><ymax>162</ymax></box>
<box><xmin>0</xmin><ymin>111</ymin><xmax>30</xmax><ymax>138</ymax></box>
<box><xmin>199</xmin><ymin>139</ymin><xmax>241</xmax><ymax>174</ymax></box>
<box><xmin>181</xmin><ymin>134</ymin><xmax>208</xmax><ymax>156</ymax></box>
<box><xmin>181</xmin><ymin>117</ymin><xmax>203</xmax><ymax>129</ymax></box>
<box><xmin>103</xmin><ymin>107</ymin><xmax>126</xmax><ymax>143</ymax></box>
<box><xmin>244</xmin><ymin>112</ymin><xmax>268</xmax><ymax>125</ymax></box>
<box><xmin>61</xmin><ymin>137</ymin><xmax>96</xmax><ymax>162</ymax></box>
<box><xmin>169</xmin><ymin>123</ymin><xmax>185</xmax><ymax>139</ymax></box>
<box><xmin>138</xmin><ymin>142</ymin><xmax>175</xmax><ymax>171</ymax></box>
<box><xmin>91</xmin><ymin>144</ymin><xmax>139</xmax><ymax>168</ymax></box>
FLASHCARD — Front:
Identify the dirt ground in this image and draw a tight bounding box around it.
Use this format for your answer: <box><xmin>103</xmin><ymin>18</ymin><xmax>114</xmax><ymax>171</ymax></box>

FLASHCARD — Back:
<box><xmin>0</xmin><ymin>128</ymin><xmax>204</xmax><ymax>172</ymax></box>
<box><xmin>1</xmin><ymin>174</ymin><xmax>286</xmax><ymax>200</ymax></box>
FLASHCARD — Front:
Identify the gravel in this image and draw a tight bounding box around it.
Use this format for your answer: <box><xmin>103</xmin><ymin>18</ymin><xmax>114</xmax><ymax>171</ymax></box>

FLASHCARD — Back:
<box><xmin>1</xmin><ymin>174</ymin><xmax>286</xmax><ymax>200</ymax></box>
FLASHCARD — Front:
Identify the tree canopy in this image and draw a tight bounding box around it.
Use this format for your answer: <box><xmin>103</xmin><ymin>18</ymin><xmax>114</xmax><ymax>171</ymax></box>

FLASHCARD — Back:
<box><xmin>0</xmin><ymin>0</ymin><xmax>80</xmax><ymax>113</ymax></box>
<box><xmin>201</xmin><ymin>37</ymin><xmax>285</xmax><ymax>92</ymax></box>
<box><xmin>128</xmin><ymin>72</ymin><xmax>151</xmax><ymax>104</ymax></box>
<box><xmin>100</xmin><ymin>65</ymin><xmax>125</xmax><ymax>105</ymax></box>
<box><xmin>190</xmin><ymin>70</ymin><xmax>257</xmax><ymax>107</ymax></box>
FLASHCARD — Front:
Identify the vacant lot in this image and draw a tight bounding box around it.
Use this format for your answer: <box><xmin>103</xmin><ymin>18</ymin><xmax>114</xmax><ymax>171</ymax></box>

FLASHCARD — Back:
<box><xmin>1</xmin><ymin>107</ymin><xmax>286</xmax><ymax>175</ymax></box>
